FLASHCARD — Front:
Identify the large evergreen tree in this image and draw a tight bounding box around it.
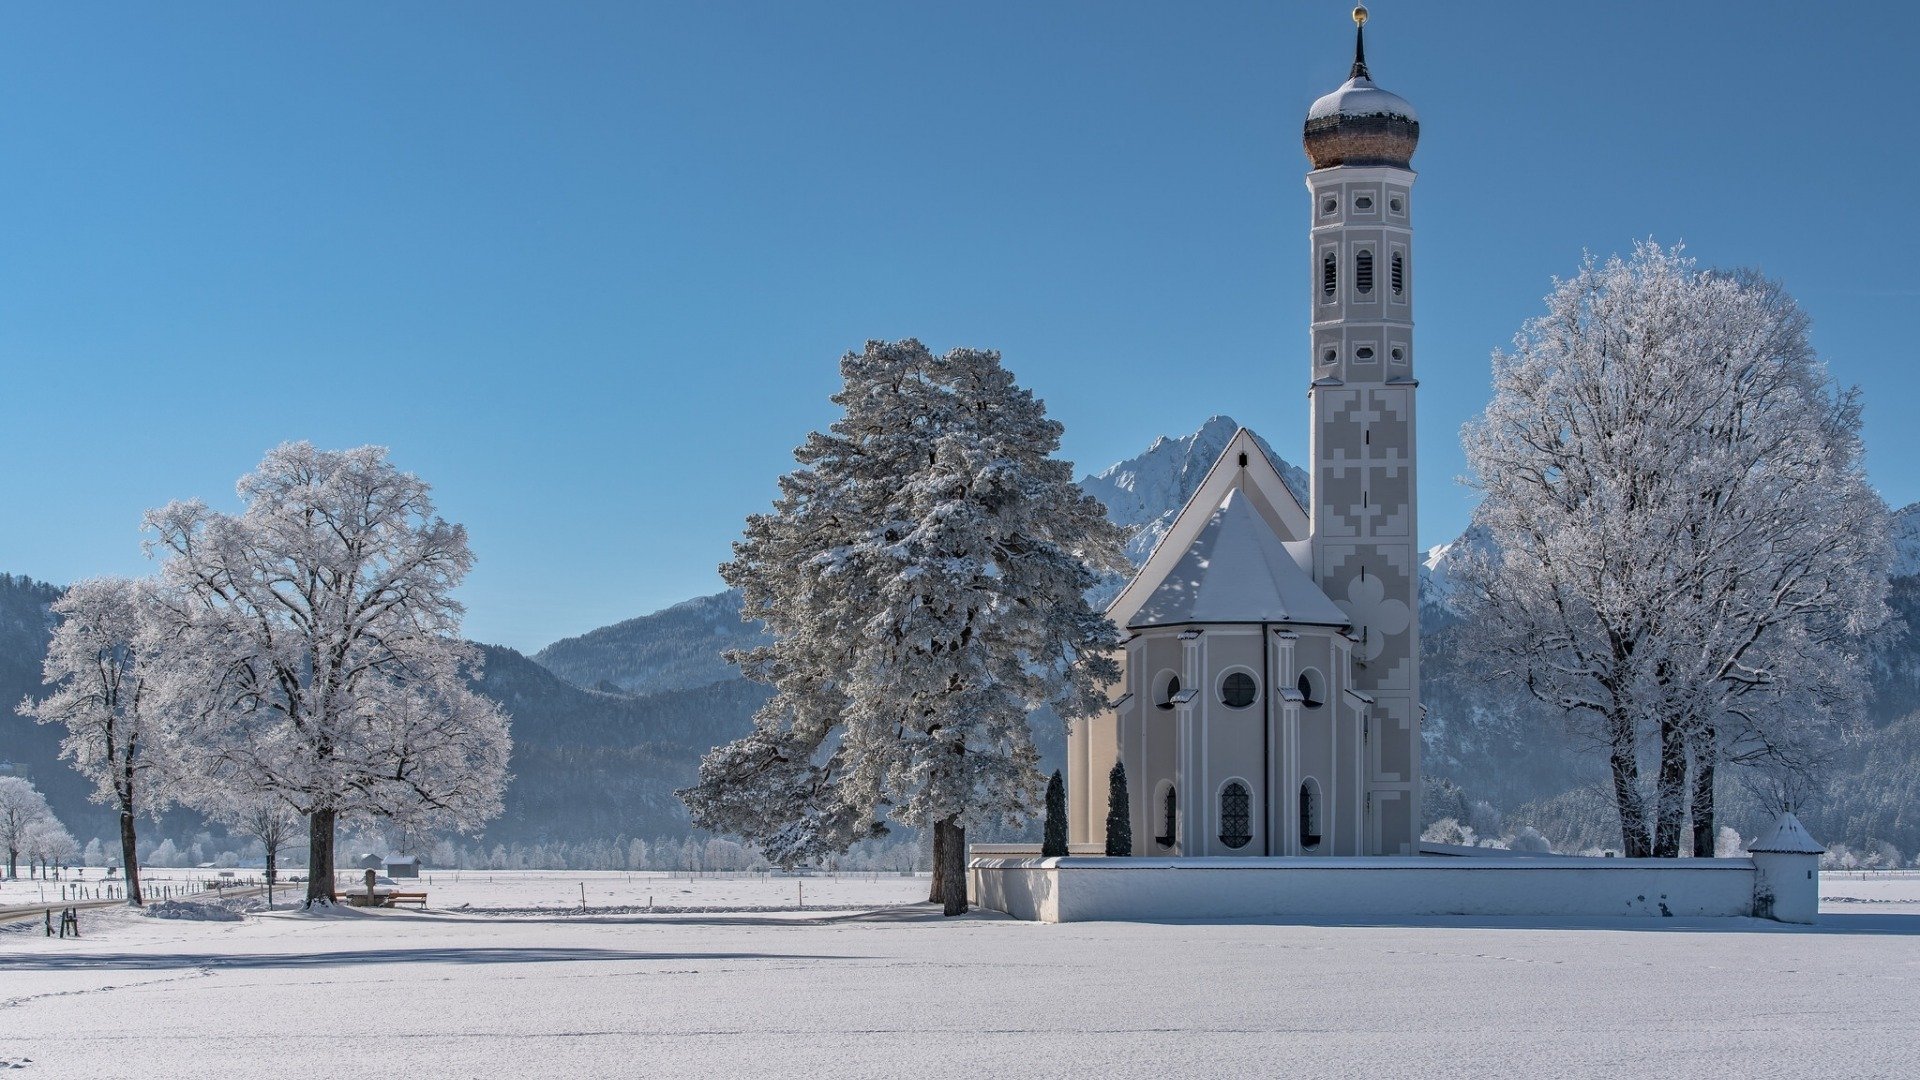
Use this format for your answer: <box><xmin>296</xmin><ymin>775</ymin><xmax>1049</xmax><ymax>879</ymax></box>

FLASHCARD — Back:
<box><xmin>681</xmin><ymin>339</ymin><xmax>1127</xmax><ymax>914</ymax></box>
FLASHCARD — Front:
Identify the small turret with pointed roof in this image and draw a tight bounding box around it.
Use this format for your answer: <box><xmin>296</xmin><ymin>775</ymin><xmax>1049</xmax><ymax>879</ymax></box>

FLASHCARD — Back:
<box><xmin>1303</xmin><ymin>5</ymin><xmax>1420</xmax><ymax>169</ymax></box>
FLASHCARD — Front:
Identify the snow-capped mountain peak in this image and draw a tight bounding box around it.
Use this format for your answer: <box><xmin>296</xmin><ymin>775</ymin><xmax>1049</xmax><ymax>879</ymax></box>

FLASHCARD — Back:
<box><xmin>1078</xmin><ymin>415</ymin><xmax>1309</xmax><ymax>571</ymax></box>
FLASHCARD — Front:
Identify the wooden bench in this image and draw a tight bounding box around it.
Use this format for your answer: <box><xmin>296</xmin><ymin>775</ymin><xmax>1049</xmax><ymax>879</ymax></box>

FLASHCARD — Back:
<box><xmin>388</xmin><ymin>892</ymin><xmax>428</xmax><ymax>909</ymax></box>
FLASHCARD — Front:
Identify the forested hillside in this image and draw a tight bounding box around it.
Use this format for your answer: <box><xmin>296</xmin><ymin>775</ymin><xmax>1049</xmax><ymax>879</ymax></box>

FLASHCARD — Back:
<box><xmin>532</xmin><ymin>590</ymin><xmax>765</xmax><ymax>696</ymax></box>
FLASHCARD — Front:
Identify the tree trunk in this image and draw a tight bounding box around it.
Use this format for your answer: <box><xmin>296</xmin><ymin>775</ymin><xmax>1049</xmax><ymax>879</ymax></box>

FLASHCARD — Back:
<box><xmin>927</xmin><ymin>825</ymin><xmax>947</xmax><ymax>903</ymax></box>
<box><xmin>119</xmin><ymin>807</ymin><xmax>143</xmax><ymax>906</ymax></box>
<box><xmin>305</xmin><ymin>807</ymin><xmax>337</xmax><ymax>907</ymax></box>
<box><xmin>6</xmin><ymin>846</ymin><xmax>16</xmax><ymax>879</ymax></box>
<box><xmin>936</xmin><ymin>817</ymin><xmax>967</xmax><ymax>917</ymax></box>
<box><xmin>1652</xmin><ymin>717</ymin><xmax>1687</xmax><ymax>858</ymax></box>
<box><xmin>1605</xmin><ymin>715</ymin><xmax>1652</xmax><ymax>857</ymax></box>
<box><xmin>1690</xmin><ymin>725</ymin><xmax>1717</xmax><ymax>858</ymax></box>
<box><xmin>264</xmin><ymin>841</ymin><xmax>279</xmax><ymax>908</ymax></box>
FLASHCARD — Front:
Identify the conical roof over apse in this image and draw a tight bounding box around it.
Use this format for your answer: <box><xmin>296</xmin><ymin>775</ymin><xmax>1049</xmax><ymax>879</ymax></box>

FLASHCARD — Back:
<box><xmin>1128</xmin><ymin>488</ymin><xmax>1349</xmax><ymax>630</ymax></box>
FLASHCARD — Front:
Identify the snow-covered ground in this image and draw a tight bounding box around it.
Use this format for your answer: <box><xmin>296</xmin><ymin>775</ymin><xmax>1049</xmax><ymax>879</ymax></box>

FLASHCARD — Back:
<box><xmin>4</xmin><ymin>873</ymin><xmax>1918</xmax><ymax>1077</ymax></box>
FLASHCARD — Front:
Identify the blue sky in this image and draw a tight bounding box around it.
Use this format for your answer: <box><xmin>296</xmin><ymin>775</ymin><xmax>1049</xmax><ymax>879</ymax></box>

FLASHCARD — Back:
<box><xmin>3</xmin><ymin>2</ymin><xmax>1916</xmax><ymax>652</ymax></box>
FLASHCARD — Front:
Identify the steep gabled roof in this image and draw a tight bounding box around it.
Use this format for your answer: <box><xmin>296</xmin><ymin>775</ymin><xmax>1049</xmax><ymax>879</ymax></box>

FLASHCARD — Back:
<box><xmin>1128</xmin><ymin>489</ymin><xmax>1346</xmax><ymax>629</ymax></box>
<box><xmin>1108</xmin><ymin>427</ymin><xmax>1336</xmax><ymax>631</ymax></box>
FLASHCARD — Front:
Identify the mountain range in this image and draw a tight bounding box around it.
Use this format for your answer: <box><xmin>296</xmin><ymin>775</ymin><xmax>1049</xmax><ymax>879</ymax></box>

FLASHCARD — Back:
<box><xmin>5</xmin><ymin>417</ymin><xmax>1919</xmax><ymax>860</ymax></box>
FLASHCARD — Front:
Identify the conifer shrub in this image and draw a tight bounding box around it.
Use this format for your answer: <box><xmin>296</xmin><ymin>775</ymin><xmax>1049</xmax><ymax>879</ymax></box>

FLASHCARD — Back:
<box><xmin>1041</xmin><ymin>770</ymin><xmax>1068</xmax><ymax>858</ymax></box>
<box><xmin>1105</xmin><ymin>761</ymin><xmax>1132</xmax><ymax>857</ymax></box>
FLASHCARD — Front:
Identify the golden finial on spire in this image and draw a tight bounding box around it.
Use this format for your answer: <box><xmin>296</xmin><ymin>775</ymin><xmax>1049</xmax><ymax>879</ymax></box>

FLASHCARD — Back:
<box><xmin>1353</xmin><ymin>4</ymin><xmax>1368</xmax><ymax>28</ymax></box>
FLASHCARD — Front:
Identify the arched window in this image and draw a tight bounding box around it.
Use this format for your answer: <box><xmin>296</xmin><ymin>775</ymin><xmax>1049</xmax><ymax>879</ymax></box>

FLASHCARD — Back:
<box><xmin>1392</xmin><ymin>252</ymin><xmax>1405</xmax><ymax>296</ymax></box>
<box><xmin>1220</xmin><ymin>671</ymin><xmax>1257</xmax><ymax>709</ymax></box>
<box><xmin>1299</xmin><ymin>779</ymin><xmax>1323</xmax><ymax>849</ymax></box>
<box><xmin>1156</xmin><ymin>785</ymin><xmax>1178</xmax><ymax>849</ymax></box>
<box><xmin>1356</xmin><ymin>249</ymin><xmax>1374</xmax><ymax>295</ymax></box>
<box><xmin>1219</xmin><ymin>782</ymin><xmax>1252</xmax><ymax>849</ymax></box>
<box><xmin>1297</xmin><ymin>668</ymin><xmax>1325</xmax><ymax>709</ymax></box>
<box><xmin>1156</xmin><ymin>672</ymin><xmax>1181</xmax><ymax>711</ymax></box>
<box><xmin>1322</xmin><ymin>252</ymin><xmax>1337</xmax><ymax>299</ymax></box>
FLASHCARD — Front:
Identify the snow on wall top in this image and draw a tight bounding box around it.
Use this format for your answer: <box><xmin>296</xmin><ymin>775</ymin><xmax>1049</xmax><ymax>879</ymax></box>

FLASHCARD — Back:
<box><xmin>1128</xmin><ymin>488</ymin><xmax>1348</xmax><ymax>630</ymax></box>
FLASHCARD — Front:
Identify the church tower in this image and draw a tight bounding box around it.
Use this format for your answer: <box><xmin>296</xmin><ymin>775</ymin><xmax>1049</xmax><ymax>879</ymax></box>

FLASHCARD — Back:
<box><xmin>1302</xmin><ymin>5</ymin><xmax>1421</xmax><ymax>852</ymax></box>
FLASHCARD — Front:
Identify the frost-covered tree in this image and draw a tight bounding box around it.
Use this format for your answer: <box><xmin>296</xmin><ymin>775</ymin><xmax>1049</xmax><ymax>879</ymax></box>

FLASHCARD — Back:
<box><xmin>1041</xmin><ymin>770</ymin><xmax>1068</xmax><ymax>858</ymax></box>
<box><xmin>0</xmin><ymin>777</ymin><xmax>57</xmax><ymax>878</ymax></box>
<box><xmin>1104</xmin><ymin>760</ymin><xmax>1132</xmax><ymax>857</ymax></box>
<box><xmin>18</xmin><ymin>577</ymin><xmax>174</xmax><ymax>904</ymax></box>
<box><xmin>25</xmin><ymin>816</ymin><xmax>79</xmax><ymax>877</ymax></box>
<box><xmin>681</xmin><ymin>340</ymin><xmax>1127</xmax><ymax>915</ymax></box>
<box><xmin>142</xmin><ymin>443</ymin><xmax>512</xmax><ymax>905</ymax></box>
<box><xmin>1456</xmin><ymin>244</ymin><xmax>1892</xmax><ymax>857</ymax></box>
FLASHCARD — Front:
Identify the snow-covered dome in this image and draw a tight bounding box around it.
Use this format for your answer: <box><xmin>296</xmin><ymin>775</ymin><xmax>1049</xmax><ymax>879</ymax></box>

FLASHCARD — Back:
<box><xmin>1303</xmin><ymin>7</ymin><xmax>1419</xmax><ymax>170</ymax></box>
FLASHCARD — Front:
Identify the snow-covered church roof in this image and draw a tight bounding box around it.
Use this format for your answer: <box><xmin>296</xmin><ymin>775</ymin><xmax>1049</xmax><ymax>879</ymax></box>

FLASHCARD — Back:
<box><xmin>1128</xmin><ymin>488</ymin><xmax>1348</xmax><ymax>630</ymax></box>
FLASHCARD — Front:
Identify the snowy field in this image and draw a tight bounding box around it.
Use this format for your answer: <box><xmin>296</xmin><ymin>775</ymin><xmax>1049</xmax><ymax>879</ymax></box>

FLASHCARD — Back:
<box><xmin>4</xmin><ymin>874</ymin><xmax>1918</xmax><ymax>1078</ymax></box>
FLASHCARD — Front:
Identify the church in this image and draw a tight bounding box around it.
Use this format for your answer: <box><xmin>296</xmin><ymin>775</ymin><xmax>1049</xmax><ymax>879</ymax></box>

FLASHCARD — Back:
<box><xmin>1065</xmin><ymin>5</ymin><xmax>1422</xmax><ymax>857</ymax></box>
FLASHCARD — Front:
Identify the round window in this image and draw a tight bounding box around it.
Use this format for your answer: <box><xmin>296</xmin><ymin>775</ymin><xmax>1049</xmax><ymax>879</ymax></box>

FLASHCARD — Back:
<box><xmin>1389</xmin><ymin>197</ymin><xmax>1404</xmax><ymax>214</ymax></box>
<box><xmin>1221</xmin><ymin>672</ymin><xmax>1257</xmax><ymax>709</ymax></box>
<box><xmin>1321</xmin><ymin>197</ymin><xmax>1337</xmax><ymax>215</ymax></box>
<box><xmin>1356</xmin><ymin>346</ymin><xmax>1375</xmax><ymax>360</ymax></box>
<box><xmin>1355</xmin><ymin>195</ymin><xmax>1374</xmax><ymax>211</ymax></box>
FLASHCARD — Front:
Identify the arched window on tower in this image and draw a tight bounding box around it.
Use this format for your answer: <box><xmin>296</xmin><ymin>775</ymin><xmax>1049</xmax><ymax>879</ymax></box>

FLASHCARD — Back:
<box><xmin>1322</xmin><ymin>252</ymin><xmax>1337</xmax><ymax>300</ymax></box>
<box><xmin>1392</xmin><ymin>252</ymin><xmax>1405</xmax><ymax>296</ymax></box>
<box><xmin>1356</xmin><ymin>249</ymin><xmax>1374</xmax><ymax>295</ymax></box>
<box><xmin>1157</xmin><ymin>785</ymin><xmax>1178</xmax><ymax>849</ymax></box>
<box><xmin>1299</xmin><ymin>779</ymin><xmax>1323</xmax><ymax>849</ymax></box>
<box><xmin>1219</xmin><ymin>782</ymin><xmax>1252</xmax><ymax>849</ymax></box>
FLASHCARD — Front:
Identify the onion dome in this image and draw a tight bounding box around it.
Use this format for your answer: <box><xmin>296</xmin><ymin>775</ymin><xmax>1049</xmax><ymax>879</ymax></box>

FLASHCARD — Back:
<box><xmin>1303</xmin><ymin>6</ymin><xmax>1419</xmax><ymax>169</ymax></box>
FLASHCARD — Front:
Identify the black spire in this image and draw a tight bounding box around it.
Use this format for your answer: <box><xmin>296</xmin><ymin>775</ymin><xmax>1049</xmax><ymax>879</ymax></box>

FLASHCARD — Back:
<box><xmin>1350</xmin><ymin>5</ymin><xmax>1371</xmax><ymax>80</ymax></box>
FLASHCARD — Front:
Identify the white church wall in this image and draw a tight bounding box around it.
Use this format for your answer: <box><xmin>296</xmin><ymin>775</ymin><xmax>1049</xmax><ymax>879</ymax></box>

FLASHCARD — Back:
<box><xmin>970</xmin><ymin>855</ymin><xmax>1809</xmax><ymax>924</ymax></box>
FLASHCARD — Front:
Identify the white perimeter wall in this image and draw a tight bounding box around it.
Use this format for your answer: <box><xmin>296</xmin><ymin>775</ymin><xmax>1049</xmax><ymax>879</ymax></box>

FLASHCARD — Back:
<box><xmin>971</xmin><ymin>855</ymin><xmax>1815</xmax><ymax>924</ymax></box>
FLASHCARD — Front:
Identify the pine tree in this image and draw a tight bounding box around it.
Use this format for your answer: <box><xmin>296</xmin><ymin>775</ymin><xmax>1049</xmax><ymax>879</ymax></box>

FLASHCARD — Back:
<box><xmin>1105</xmin><ymin>760</ymin><xmax>1132</xmax><ymax>857</ymax></box>
<box><xmin>1041</xmin><ymin>770</ymin><xmax>1068</xmax><ymax>857</ymax></box>
<box><xmin>680</xmin><ymin>339</ymin><xmax>1129</xmax><ymax>915</ymax></box>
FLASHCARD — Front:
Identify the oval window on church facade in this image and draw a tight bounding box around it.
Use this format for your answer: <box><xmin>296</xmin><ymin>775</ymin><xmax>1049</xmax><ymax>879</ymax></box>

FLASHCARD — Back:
<box><xmin>1219</xmin><ymin>782</ymin><xmax>1252</xmax><ymax>849</ymax></box>
<box><xmin>1220</xmin><ymin>671</ymin><xmax>1257</xmax><ymax>709</ymax></box>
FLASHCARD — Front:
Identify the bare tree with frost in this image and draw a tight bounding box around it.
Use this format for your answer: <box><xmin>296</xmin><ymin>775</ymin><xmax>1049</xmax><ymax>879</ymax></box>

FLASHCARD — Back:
<box><xmin>0</xmin><ymin>776</ymin><xmax>56</xmax><ymax>879</ymax></box>
<box><xmin>18</xmin><ymin>577</ymin><xmax>173</xmax><ymax>903</ymax></box>
<box><xmin>213</xmin><ymin>791</ymin><xmax>304</xmax><ymax>906</ymax></box>
<box><xmin>142</xmin><ymin>443</ymin><xmax>511</xmax><ymax>906</ymax></box>
<box><xmin>681</xmin><ymin>339</ymin><xmax>1127</xmax><ymax>914</ymax></box>
<box><xmin>1456</xmin><ymin>244</ymin><xmax>1891</xmax><ymax>856</ymax></box>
